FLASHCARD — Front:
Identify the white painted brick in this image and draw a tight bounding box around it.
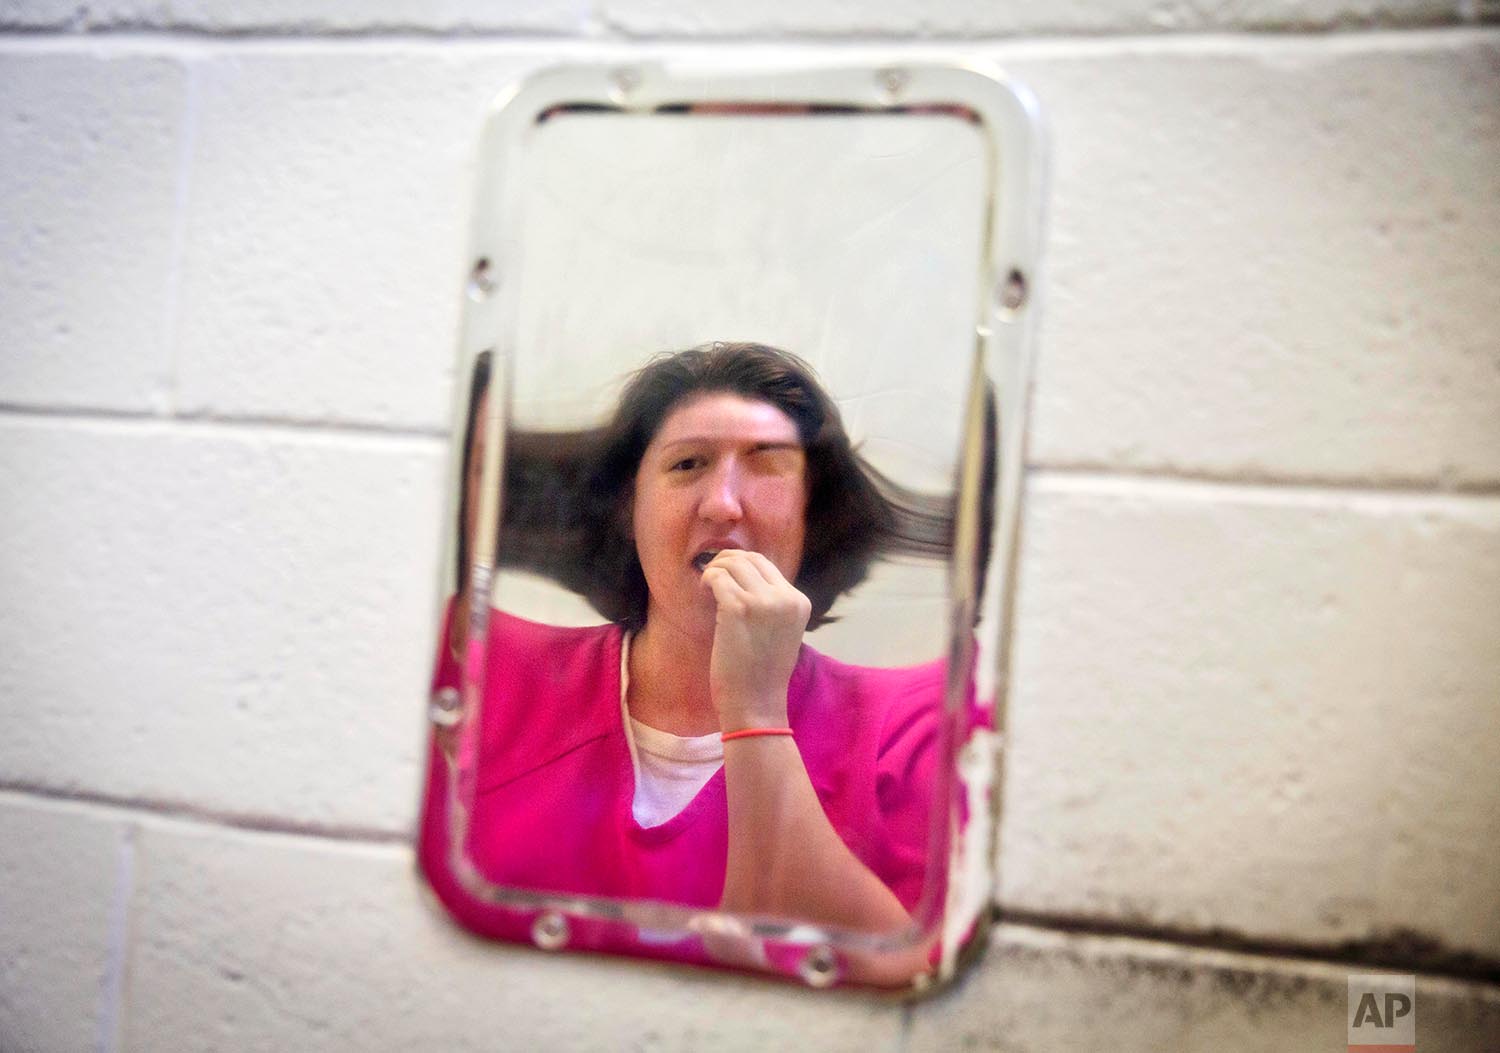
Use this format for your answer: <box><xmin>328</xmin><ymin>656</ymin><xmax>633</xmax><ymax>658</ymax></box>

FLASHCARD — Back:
<box><xmin>599</xmin><ymin>0</ymin><xmax>1459</xmax><ymax>37</ymax></box>
<box><xmin>0</xmin><ymin>1</ymin><xmax>154</xmax><ymax>29</ymax></box>
<box><xmin>162</xmin><ymin>36</ymin><xmax>1500</xmax><ymax>477</ymax></box>
<box><xmin>0</xmin><ymin>0</ymin><xmax>584</xmax><ymax>31</ymax></box>
<box><xmin>0</xmin><ymin>418</ymin><xmax>445</xmax><ymax>830</ymax></box>
<box><xmin>1007</xmin><ymin>35</ymin><xmax>1500</xmax><ymax>485</ymax></box>
<box><xmin>0</xmin><ymin>793</ymin><xmax>129</xmax><ymax>1053</ymax></box>
<box><xmin>0</xmin><ymin>51</ymin><xmax>185</xmax><ymax>413</ymax></box>
<box><xmin>1201</xmin><ymin>0</ymin><xmax>1460</xmax><ymax>27</ymax></box>
<box><xmin>0</xmin><ymin>0</ymin><xmax>1463</xmax><ymax>32</ymax></box>
<box><xmin>122</xmin><ymin>819</ymin><xmax>905</xmax><ymax>1053</ymax></box>
<box><xmin>999</xmin><ymin>476</ymin><xmax>1500</xmax><ymax>957</ymax></box>
<box><xmin>170</xmin><ymin>0</ymin><xmax>583</xmax><ymax>33</ymax></box>
<box><xmin>908</xmin><ymin>924</ymin><xmax>1500</xmax><ymax>1052</ymax></box>
<box><xmin>172</xmin><ymin>49</ymin><xmax>564</xmax><ymax>430</ymax></box>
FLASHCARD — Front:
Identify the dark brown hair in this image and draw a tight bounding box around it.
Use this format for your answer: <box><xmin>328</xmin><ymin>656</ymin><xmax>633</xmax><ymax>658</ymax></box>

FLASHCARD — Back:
<box><xmin>454</xmin><ymin>348</ymin><xmax>492</xmax><ymax>600</ymax></box>
<box><xmin>462</xmin><ymin>343</ymin><xmax>982</xmax><ymax>631</ymax></box>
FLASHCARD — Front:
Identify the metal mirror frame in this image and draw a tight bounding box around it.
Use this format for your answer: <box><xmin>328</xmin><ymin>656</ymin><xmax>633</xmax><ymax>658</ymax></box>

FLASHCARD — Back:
<box><xmin>430</xmin><ymin>60</ymin><xmax>1046</xmax><ymax>992</ymax></box>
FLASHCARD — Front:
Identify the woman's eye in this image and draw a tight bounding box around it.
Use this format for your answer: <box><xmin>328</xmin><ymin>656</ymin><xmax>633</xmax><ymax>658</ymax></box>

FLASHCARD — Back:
<box><xmin>750</xmin><ymin>446</ymin><xmax>804</xmax><ymax>474</ymax></box>
<box><xmin>669</xmin><ymin>457</ymin><xmax>702</xmax><ymax>472</ymax></box>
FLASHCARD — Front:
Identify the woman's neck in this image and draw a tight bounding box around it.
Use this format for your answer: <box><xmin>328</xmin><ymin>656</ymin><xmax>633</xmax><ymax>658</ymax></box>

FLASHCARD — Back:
<box><xmin>628</xmin><ymin>615</ymin><xmax>719</xmax><ymax>736</ymax></box>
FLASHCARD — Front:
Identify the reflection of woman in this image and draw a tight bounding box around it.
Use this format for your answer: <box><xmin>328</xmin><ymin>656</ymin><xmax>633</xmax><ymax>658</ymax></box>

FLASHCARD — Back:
<box><xmin>420</xmin><ymin>343</ymin><xmax>983</xmax><ymax>983</ymax></box>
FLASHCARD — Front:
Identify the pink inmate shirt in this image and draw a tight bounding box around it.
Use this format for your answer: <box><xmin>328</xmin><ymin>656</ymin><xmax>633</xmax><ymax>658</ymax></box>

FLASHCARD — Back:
<box><xmin>417</xmin><ymin>610</ymin><xmax>950</xmax><ymax>961</ymax></box>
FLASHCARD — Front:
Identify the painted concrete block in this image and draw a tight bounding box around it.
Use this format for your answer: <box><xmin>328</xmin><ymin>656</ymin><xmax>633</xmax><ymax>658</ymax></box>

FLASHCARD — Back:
<box><xmin>998</xmin><ymin>475</ymin><xmax>1500</xmax><ymax>958</ymax></box>
<box><xmin>171</xmin><ymin>48</ymin><xmax>566</xmax><ymax>430</ymax></box>
<box><xmin>156</xmin><ymin>0</ymin><xmax>581</xmax><ymax>33</ymax></box>
<box><xmin>1</xmin><ymin>0</ymin><xmax>1462</xmax><ymax>31</ymax></box>
<box><xmin>0</xmin><ymin>50</ymin><xmax>185</xmax><ymax>413</ymax></box>
<box><xmin>1005</xmin><ymin>35</ymin><xmax>1500</xmax><ymax>484</ymax></box>
<box><xmin>908</xmin><ymin>924</ymin><xmax>1500</xmax><ymax>1052</ymax></box>
<box><xmin>598</xmin><ymin>0</ymin><xmax>1458</xmax><ymax>37</ymax></box>
<box><xmin>162</xmin><ymin>35</ymin><xmax>1500</xmax><ymax>480</ymax></box>
<box><xmin>0</xmin><ymin>793</ymin><xmax>130</xmax><ymax>1053</ymax></box>
<box><xmin>0</xmin><ymin>2</ymin><xmax>164</xmax><ymax>29</ymax></box>
<box><xmin>0</xmin><ymin>418</ymin><xmax>446</xmax><ymax>831</ymax></box>
<box><xmin>122</xmin><ymin>819</ymin><xmax>905</xmax><ymax>1053</ymax></box>
<box><xmin>0</xmin><ymin>0</ymin><xmax>583</xmax><ymax>31</ymax></box>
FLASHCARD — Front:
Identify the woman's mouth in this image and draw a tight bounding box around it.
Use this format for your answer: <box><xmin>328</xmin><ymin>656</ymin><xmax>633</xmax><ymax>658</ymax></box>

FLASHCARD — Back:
<box><xmin>692</xmin><ymin>550</ymin><xmax>720</xmax><ymax>572</ymax></box>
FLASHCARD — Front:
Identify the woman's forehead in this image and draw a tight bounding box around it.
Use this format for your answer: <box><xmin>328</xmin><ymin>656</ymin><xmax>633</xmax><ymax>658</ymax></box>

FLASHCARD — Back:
<box><xmin>650</xmin><ymin>392</ymin><xmax>802</xmax><ymax>450</ymax></box>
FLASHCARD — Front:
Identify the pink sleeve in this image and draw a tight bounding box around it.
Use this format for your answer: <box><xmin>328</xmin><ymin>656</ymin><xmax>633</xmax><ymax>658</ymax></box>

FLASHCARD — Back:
<box><xmin>871</xmin><ymin>667</ymin><xmax>944</xmax><ymax>915</ymax></box>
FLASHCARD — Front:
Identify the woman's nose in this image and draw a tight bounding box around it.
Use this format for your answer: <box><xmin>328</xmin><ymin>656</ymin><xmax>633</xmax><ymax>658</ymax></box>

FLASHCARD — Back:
<box><xmin>698</xmin><ymin>463</ymin><xmax>744</xmax><ymax>523</ymax></box>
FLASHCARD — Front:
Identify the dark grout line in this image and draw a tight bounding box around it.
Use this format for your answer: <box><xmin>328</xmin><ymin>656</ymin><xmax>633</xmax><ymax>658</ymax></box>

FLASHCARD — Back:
<box><xmin>0</xmin><ymin>402</ymin><xmax>449</xmax><ymax>443</ymax></box>
<box><xmin>0</xmin><ymin>402</ymin><xmax>159</xmax><ymax>422</ymax></box>
<box><xmin>95</xmin><ymin>824</ymin><xmax>136</xmax><ymax>1053</ymax></box>
<box><xmin>0</xmin><ymin>21</ymin><xmax>1490</xmax><ymax>45</ymax></box>
<box><xmin>1033</xmin><ymin>462</ymin><xmax>1500</xmax><ymax>500</ymax></box>
<box><xmin>999</xmin><ymin>906</ymin><xmax>1500</xmax><ymax>989</ymax></box>
<box><xmin>0</xmin><ymin>23</ymin><xmax>594</xmax><ymax>41</ymax></box>
<box><xmin>894</xmin><ymin>999</ymin><xmax>915</xmax><ymax>1053</ymax></box>
<box><xmin>0</xmin><ymin>782</ymin><xmax>413</xmax><ymax>846</ymax></box>
<box><xmin>5</xmin><ymin>403</ymin><xmax>1495</xmax><ymax>500</ymax></box>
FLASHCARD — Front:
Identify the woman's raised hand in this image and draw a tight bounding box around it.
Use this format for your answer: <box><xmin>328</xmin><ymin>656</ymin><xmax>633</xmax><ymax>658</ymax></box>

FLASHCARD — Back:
<box><xmin>700</xmin><ymin>549</ymin><xmax>812</xmax><ymax>730</ymax></box>
<box><xmin>705</xmin><ymin>549</ymin><xmax>920</xmax><ymax>956</ymax></box>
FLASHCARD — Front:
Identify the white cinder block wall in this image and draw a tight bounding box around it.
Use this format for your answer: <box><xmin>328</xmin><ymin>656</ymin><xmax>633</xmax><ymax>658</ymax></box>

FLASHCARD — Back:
<box><xmin>2</xmin><ymin>0</ymin><xmax>1497</xmax><ymax>1048</ymax></box>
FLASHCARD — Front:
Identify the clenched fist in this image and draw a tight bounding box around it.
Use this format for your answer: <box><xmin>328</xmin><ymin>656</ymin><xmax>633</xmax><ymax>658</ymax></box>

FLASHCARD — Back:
<box><xmin>700</xmin><ymin>549</ymin><xmax>812</xmax><ymax>731</ymax></box>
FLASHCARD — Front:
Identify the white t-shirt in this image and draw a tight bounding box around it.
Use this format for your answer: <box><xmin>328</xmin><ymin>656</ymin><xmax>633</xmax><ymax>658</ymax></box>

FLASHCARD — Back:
<box><xmin>619</xmin><ymin>634</ymin><xmax>725</xmax><ymax>829</ymax></box>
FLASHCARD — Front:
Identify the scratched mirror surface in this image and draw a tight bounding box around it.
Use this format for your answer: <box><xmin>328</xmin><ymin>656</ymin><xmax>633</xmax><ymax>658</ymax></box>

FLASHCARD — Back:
<box><xmin>416</xmin><ymin>64</ymin><xmax>1042</xmax><ymax>992</ymax></box>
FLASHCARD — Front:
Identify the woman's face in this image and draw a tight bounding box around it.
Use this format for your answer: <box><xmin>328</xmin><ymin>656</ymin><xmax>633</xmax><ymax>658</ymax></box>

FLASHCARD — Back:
<box><xmin>632</xmin><ymin>392</ymin><xmax>808</xmax><ymax>639</ymax></box>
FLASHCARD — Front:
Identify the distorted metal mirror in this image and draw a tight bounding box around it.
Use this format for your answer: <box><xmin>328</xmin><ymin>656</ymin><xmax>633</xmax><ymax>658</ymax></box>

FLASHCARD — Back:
<box><xmin>416</xmin><ymin>62</ymin><xmax>1043</xmax><ymax>992</ymax></box>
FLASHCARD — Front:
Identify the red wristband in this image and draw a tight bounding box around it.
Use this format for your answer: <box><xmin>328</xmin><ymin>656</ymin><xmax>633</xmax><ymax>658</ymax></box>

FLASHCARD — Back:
<box><xmin>720</xmin><ymin>727</ymin><xmax>794</xmax><ymax>742</ymax></box>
